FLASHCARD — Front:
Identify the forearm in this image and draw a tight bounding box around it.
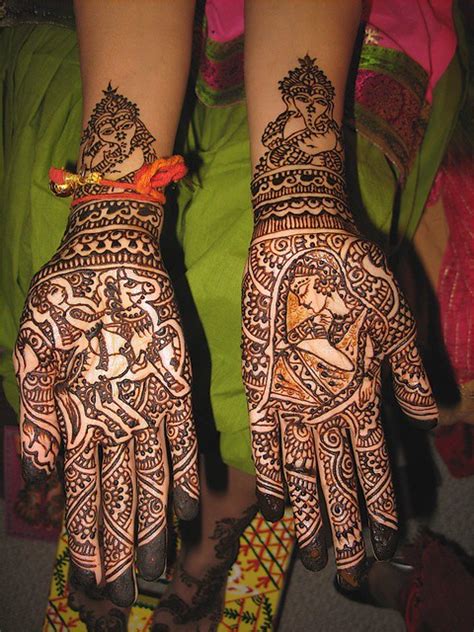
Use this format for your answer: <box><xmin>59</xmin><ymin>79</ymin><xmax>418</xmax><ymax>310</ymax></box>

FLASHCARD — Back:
<box><xmin>244</xmin><ymin>0</ymin><xmax>361</xmax><ymax>231</ymax></box>
<box><xmin>74</xmin><ymin>0</ymin><xmax>195</xmax><ymax>169</ymax></box>
<box><xmin>53</xmin><ymin>1</ymin><xmax>197</xmax><ymax>255</ymax></box>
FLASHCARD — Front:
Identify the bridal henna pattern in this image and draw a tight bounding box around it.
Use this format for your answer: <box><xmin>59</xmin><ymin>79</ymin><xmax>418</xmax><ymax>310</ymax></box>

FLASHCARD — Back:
<box><xmin>242</xmin><ymin>57</ymin><xmax>438</xmax><ymax>587</ymax></box>
<box><xmin>252</xmin><ymin>55</ymin><xmax>354</xmax><ymax>228</ymax></box>
<box><xmin>14</xmin><ymin>86</ymin><xmax>199</xmax><ymax>608</ymax></box>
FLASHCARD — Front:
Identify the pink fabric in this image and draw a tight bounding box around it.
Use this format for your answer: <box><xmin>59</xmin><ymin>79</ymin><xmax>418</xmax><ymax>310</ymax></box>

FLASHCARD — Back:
<box><xmin>368</xmin><ymin>0</ymin><xmax>456</xmax><ymax>101</ymax></box>
<box><xmin>205</xmin><ymin>0</ymin><xmax>456</xmax><ymax>100</ymax></box>
<box><xmin>437</xmin><ymin>143</ymin><xmax>474</xmax><ymax>385</ymax></box>
<box><xmin>205</xmin><ymin>0</ymin><xmax>244</xmax><ymax>42</ymax></box>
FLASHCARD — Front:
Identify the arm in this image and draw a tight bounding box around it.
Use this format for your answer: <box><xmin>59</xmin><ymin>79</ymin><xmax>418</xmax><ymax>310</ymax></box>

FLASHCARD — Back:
<box><xmin>242</xmin><ymin>0</ymin><xmax>437</xmax><ymax>588</ymax></box>
<box><xmin>14</xmin><ymin>0</ymin><xmax>198</xmax><ymax>606</ymax></box>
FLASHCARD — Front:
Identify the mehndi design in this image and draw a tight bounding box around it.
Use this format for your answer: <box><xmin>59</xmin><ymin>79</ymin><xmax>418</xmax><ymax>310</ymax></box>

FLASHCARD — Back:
<box><xmin>14</xmin><ymin>86</ymin><xmax>199</xmax><ymax>607</ymax></box>
<box><xmin>242</xmin><ymin>57</ymin><xmax>437</xmax><ymax>588</ymax></box>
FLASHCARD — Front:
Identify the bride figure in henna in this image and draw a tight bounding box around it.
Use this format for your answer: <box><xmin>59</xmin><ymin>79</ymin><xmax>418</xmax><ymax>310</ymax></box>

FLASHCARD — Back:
<box><xmin>242</xmin><ymin>56</ymin><xmax>438</xmax><ymax>589</ymax></box>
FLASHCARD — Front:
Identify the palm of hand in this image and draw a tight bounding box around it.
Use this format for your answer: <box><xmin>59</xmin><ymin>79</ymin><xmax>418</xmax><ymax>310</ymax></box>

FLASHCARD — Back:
<box><xmin>14</xmin><ymin>200</ymin><xmax>199</xmax><ymax>605</ymax></box>
<box><xmin>242</xmin><ymin>227</ymin><xmax>437</xmax><ymax>585</ymax></box>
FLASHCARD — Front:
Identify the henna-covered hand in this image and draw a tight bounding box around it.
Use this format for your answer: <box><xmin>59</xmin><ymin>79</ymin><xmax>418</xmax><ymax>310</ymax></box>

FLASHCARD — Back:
<box><xmin>13</xmin><ymin>86</ymin><xmax>199</xmax><ymax>607</ymax></box>
<box><xmin>242</xmin><ymin>57</ymin><xmax>437</xmax><ymax>589</ymax></box>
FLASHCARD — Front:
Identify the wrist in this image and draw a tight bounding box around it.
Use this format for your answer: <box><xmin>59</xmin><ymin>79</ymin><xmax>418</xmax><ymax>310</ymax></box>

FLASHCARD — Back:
<box><xmin>64</xmin><ymin>197</ymin><xmax>164</xmax><ymax>243</ymax></box>
<box><xmin>251</xmin><ymin>164</ymin><xmax>357</xmax><ymax>236</ymax></box>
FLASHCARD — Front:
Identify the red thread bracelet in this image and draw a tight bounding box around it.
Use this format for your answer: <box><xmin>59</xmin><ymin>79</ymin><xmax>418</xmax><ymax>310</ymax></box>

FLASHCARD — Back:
<box><xmin>49</xmin><ymin>155</ymin><xmax>188</xmax><ymax>205</ymax></box>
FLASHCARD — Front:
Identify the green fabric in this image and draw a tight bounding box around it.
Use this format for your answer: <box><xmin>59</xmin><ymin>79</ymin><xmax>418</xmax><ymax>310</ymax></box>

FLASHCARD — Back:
<box><xmin>176</xmin><ymin>101</ymin><xmax>254</xmax><ymax>472</ymax></box>
<box><xmin>0</xmin><ymin>23</ymin><xmax>465</xmax><ymax>474</ymax></box>
<box><xmin>355</xmin><ymin>50</ymin><xmax>465</xmax><ymax>246</ymax></box>
<box><xmin>0</xmin><ymin>25</ymin><xmax>82</xmax><ymax>408</ymax></box>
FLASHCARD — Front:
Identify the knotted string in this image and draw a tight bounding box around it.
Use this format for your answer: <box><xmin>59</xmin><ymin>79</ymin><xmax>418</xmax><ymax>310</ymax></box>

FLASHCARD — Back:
<box><xmin>49</xmin><ymin>155</ymin><xmax>188</xmax><ymax>204</ymax></box>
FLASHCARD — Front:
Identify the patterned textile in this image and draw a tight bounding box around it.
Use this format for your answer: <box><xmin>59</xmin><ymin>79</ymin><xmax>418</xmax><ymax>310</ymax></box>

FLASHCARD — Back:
<box><xmin>401</xmin><ymin>531</ymin><xmax>474</xmax><ymax>632</ymax></box>
<box><xmin>437</xmin><ymin>142</ymin><xmax>474</xmax><ymax>386</ymax></box>
<box><xmin>43</xmin><ymin>510</ymin><xmax>295</xmax><ymax>631</ymax></box>
<box><xmin>352</xmin><ymin>45</ymin><xmax>431</xmax><ymax>181</ymax></box>
<box><xmin>432</xmin><ymin>72</ymin><xmax>474</xmax><ymax>479</ymax></box>
<box><xmin>195</xmin><ymin>1</ymin><xmax>456</xmax><ymax>181</ymax></box>
<box><xmin>0</xmin><ymin>0</ymin><xmax>74</xmax><ymax>27</ymax></box>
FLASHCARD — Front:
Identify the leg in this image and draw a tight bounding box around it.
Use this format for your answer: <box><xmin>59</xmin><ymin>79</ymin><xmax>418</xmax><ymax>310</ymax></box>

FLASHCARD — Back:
<box><xmin>152</xmin><ymin>458</ymin><xmax>257</xmax><ymax>632</ymax></box>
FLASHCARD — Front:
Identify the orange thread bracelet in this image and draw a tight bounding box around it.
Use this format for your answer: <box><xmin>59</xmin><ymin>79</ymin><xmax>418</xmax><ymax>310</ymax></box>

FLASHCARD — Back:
<box><xmin>49</xmin><ymin>155</ymin><xmax>188</xmax><ymax>205</ymax></box>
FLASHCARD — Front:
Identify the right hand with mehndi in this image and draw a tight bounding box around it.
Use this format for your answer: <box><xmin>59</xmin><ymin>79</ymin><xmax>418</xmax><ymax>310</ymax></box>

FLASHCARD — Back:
<box><xmin>242</xmin><ymin>208</ymin><xmax>437</xmax><ymax>587</ymax></box>
<box><xmin>14</xmin><ymin>84</ymin><xmax>200</xmax><ymax>606</ymax></box>
<box><xmin>242</xmin><ymin>56</ymin><xmax>438</xmax><ymax>589</ymax></box>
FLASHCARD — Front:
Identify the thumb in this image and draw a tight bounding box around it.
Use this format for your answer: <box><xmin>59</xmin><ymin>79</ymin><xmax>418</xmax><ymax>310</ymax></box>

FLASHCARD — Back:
<box><xmin>388</xmin><ymin>334</ymin><xmax>438</xmax><ymax>428</ymax></box>
<box><xmin>14</xmin><ymin>326</ymin><xmax>61</xmax><ymax>482</ymax></box>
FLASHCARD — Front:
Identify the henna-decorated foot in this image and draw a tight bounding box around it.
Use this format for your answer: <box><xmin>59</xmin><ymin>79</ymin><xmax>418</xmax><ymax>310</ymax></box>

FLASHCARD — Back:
<box><xmin>152</xmin><ymin>502</ymin><xmax>257</xmax><ymax>631</ymax></box>
<box><xmin>68</xmin><ymin>576</ymin><xmax>130</xmax><ymax>632</ymax></box>
<box><xmin>151</xmin><ymin>559</ymin><xmax>228</xmax><ymax>632</ymax></box>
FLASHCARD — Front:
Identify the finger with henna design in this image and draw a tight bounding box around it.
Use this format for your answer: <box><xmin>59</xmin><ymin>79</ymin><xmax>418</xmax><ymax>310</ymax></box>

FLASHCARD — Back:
<box><xmin>14</xmin><ymin>325</ymin><xmax>61</xmax><ymax>483</ymax></box>
<box><xmin>249</xmin><ymin>409</ymin><xmax>286</xmax><ymax>522</ymax></box>
<box><xmin>282</xmin><ymin>419</ymin><xmax>327</xmax><ymax>571</ymax></box>
<box><xmin>135</xmin><ymin>425</ymin><xmax>169</xmax><ymax>581</ymax></box>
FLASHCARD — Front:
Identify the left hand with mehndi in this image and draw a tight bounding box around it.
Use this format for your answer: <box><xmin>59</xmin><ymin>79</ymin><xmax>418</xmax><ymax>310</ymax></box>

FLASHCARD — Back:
<box><xmin>241</xmin><ymin>57</ymin><xmax>438</xmax><ymax>590</ymax></box>
<box><xmin>13</xmin><ymin>71</ymin><xmax>201</xmax><ymax>606</ymax></box>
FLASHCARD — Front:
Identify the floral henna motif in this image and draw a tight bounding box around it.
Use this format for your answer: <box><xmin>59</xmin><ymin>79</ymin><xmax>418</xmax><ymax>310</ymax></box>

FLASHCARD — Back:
<box><xmin>242</xmin><ymin>57</ymin><xmax>438</xmax><ymax>587</ymax></box>
<box><xmin>14</xmin><ymin>86</ymin><xmax>199</xmax><ymax>608</ymax></box>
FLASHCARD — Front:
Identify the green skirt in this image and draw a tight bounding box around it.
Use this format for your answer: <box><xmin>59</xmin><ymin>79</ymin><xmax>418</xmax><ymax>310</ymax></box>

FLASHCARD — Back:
<box><xmin>0</xmin><ymin>24</ymin><xmax>464</xmax><ymax>473</ymax></box>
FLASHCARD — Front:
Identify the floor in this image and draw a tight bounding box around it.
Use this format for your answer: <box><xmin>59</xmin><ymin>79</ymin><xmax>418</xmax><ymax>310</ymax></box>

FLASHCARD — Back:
<box><xmin>1</xmin><ymin>434</ymin><xmax>473</xmax><ymax>632</ymax></box>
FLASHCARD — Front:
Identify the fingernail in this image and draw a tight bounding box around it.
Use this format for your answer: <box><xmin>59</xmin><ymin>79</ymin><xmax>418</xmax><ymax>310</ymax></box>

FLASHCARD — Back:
<box><xmin>257</xmin><ymin>490</ymin><xmax>285</xmax><ymax>522</ymax></box>
<box><xmin>138</xmin><ymin>530</ymin><xmax>167</xmax><ymax>581</ymax></box>
<box><xmin>370</xmin><ymin>519</ymin><xmax>398</xmax><ymax>560</ymax></box>
<box><xmin>173</xmin><ymin>486</ymin><xmax>199</xmax><ymax>521</ymax></box>
<box><xmin>299</xmin><ymin>530</ymin><xmax>328</xmax><ymax>571</ymax></box>
<box><xmin>107</xmin><ymin>566</ymin><xmax>136</xmax><ymax>608</ymax></box>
